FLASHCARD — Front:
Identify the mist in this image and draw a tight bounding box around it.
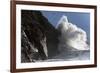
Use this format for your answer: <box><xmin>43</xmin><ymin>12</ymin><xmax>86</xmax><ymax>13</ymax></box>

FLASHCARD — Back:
<box><xmin>56</xmin><ymin>15</ymin><xmax>89</xmax><ymax>51</ymax></box>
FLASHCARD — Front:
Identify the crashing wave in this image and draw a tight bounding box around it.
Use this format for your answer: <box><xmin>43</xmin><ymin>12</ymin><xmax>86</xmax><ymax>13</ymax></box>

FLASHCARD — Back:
<box><xmin>56</xmin><ymin>15</ymin><xmax>89</xmax><ymax>51</ymax></box>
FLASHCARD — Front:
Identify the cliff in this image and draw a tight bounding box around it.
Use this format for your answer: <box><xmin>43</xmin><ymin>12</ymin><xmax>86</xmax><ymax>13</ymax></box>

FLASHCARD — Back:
<box><xmin>21</xmin><ymin>10</ymin><xmax>59</xmax><ymax>62</ymax></box>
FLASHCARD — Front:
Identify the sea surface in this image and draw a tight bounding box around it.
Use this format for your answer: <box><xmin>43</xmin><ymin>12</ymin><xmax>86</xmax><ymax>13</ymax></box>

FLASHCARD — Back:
<box><xmin>36</xmin><ymin>49</ymin><xmax>90</xmax><ymax>62</ymax></box>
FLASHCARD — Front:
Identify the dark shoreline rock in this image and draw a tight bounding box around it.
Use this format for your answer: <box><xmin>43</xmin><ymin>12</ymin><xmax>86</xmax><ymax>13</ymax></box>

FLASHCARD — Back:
<box><xmin>21</xmin><ymin>10</ymin><xmax>59</xmax><ymax>62</ymax></box>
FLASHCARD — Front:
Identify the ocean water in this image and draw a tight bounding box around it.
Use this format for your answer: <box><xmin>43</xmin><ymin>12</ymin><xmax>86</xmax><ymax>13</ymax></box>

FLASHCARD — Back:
<box><xmin>53</xmin><ymin>50</ymin><xmax>90</xmax><ymax>61</ymax></box>
<box><xmin>36</xmin><ymin>49</ymin><xmax>90</xmax><ymax>62</ymax></box>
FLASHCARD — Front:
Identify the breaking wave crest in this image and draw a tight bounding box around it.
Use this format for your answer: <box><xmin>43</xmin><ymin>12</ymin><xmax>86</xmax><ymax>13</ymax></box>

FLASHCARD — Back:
<box><xmin>56</xmin><ymin>15</ymin><xmax>89</xmax><ymax>51</ymax></box>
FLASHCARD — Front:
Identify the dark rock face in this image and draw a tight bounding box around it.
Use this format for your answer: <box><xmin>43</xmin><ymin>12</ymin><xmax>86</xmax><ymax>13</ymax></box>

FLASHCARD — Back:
<box><xmin>21</xmin><ymin>10</ymin><xmax>59</xmax><ymax>63</ymax></box>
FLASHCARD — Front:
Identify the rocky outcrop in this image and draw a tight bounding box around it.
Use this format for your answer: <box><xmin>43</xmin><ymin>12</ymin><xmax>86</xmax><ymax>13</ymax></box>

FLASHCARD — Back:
<box><xmin>21</xmin><ymin>10</ymin><xmax>59</xmax><ymax>63</ymax></box>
